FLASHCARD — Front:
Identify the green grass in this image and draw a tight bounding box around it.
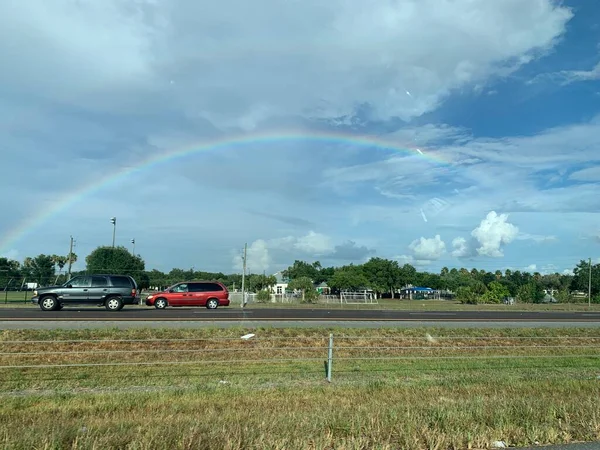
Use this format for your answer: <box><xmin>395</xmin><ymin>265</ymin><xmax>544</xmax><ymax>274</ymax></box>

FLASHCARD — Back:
<box><xmin>0</xmin><ymin>291</ymin><xmax>33</xmax><ymax>304</ymax></box>
<box><xmin>1</xmin><ymin>327</ymin><xmax>600</xmax><ymax>449</ymax></box>
<box><xmin>249</xmin><ymin>298</ymin><xmax>600</xmax><ymax>312</ymax></box>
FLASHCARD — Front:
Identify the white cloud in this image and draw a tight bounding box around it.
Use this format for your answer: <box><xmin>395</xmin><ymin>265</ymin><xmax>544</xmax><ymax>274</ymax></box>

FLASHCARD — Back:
<box><xmin>293</xmin><ymin>231</ymin><xmax>334</xmax><ymax>255</ymax></box>
<box><xmin>569</xmin><ymin>166</ymin><xmax>600</xmax><ymax>182</ymax></box>
<box><xmin>516</xmin><ymin>233</ymin><xmax>557</xmax><ymax>243</ymax></box>
<box><xmin>0</xmin><ymin>0</ymin><xmax>573</xmax><ymax>126</ymax></box>
<box><xmin>471</xmin><ymin>211</ymin><xmax>519</xmax><ymax>257</ymax></box>
<box><xmin>233</xmin><ymin>239</ymin><xmax>271</xmax><ymax>273</ymax></box>
<box><xmin>529</xmin><ymin>60</ymin><xmax>600</xmax><ymax>86</ymax></box>
<box><xmin>394</xmin><ymin>255</ymin><xmax>431</xmax><ymax>267</ymax></box>
<box><xmin>451</xmin><ymin>237</ymin><xmax>472</xmax><ymax>258</ymax></box>
<box><xmin>409</xmin><ymin>235</ymin><xmax>446</xmax><ymax>261</ymax></box>
<box><xmin>525</xmin><ymin>264</ymin><xmax>537</xmax><ymax>272</ymax></box>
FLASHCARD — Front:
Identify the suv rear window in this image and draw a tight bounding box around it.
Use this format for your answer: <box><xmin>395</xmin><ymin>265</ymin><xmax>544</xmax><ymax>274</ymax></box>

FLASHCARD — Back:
<box><xmin>189</xmin><ymin>282</ymin><xmax>224</xmax><ymax>292</ymax></box>
<box><xmin>109</xmin><ymin>276</ymin><xmax>134</xmax><ymax>288</ymax></box>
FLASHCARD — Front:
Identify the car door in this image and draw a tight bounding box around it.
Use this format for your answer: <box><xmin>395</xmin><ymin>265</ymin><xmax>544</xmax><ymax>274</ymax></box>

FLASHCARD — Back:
<box><xmin>187</xmin><ymin>283</ymin><xmax>208</xmax><ymax>306</ymax></box>
<box><xmin>62</xmin><ymin>276</ymin><xmax>92</xmax><ymax>303</ymax></box>
<box><xmin>168</xmin><ymin>283</ymin><xmax>189</xmax><ymax>306</ymax></box>
<box><xmin>87</xmin><ymin>276</ymin><xmax>109</xmax><ymax>304</ymax></box>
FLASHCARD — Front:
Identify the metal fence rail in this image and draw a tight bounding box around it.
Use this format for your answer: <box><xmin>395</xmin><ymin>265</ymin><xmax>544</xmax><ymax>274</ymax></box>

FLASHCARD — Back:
<box><xmin>0</xmin><ymin>334</ymin><xmax>599</xmax><ymax>389</ymax></box>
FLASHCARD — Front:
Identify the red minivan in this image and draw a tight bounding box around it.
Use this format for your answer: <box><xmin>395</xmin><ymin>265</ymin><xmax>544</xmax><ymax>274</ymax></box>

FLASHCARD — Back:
<box><xmin>145</xmin><ymin>281</ymin><xmax>230</xmax><ymax>309</ymax></box>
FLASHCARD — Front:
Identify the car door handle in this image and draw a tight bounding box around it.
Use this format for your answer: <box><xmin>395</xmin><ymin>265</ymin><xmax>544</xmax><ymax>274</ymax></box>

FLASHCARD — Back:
<box><xmin>83</xmin><ymin>289</ymin><xmax>88</xmax><ymax>291</ymax></box>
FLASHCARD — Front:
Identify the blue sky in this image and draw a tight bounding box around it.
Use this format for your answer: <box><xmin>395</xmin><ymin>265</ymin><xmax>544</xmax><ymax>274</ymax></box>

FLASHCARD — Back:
<box><xmin>0</xmin><ymin>0</ymin><xmax>599</xmax><ymax>276</ymax></box>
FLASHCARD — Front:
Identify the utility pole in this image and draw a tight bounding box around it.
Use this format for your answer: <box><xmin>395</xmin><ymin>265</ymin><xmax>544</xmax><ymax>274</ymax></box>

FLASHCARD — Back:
<box><xmin>589</xmin><ymin>257</ymin><xmax>592</xmax><ymax>308</ymax></box>
<box><xmin>67</xmin><ymin>236</ymin><xmax>74</xmax><ymax>280</ymax></box>
<box><xmin>110</xmin><ymin>217</ymin><xmax>117</xmax><ymax>248</ymax></box>
<box><xmin>241</xmin><ymin>243</ymin><xmax>247</xmax><ymax>308</ymax></box>
<box><xmin>131</xmin><ymin>238</ymin><xmax>135</xmax><ymax>255</ymax></box>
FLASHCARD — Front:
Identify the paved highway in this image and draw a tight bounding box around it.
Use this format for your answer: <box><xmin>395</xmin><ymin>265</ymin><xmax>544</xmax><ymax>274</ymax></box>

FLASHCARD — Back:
<box><xmin>2</xmin><ymin>307</ymin><xmax>600</xmax><ymax>322</ymax></box>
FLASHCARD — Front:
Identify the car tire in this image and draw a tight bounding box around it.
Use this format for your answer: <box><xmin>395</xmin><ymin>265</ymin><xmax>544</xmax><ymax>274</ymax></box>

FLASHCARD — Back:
<box><xmin>39</xmin><ymin>296</ymin><xmax>59</xmax><ymax>311</ymax></box>
<box><xmin>105</xmin><ymin>296</ymin><xmax>124</xmax><ymax>312</ymax></box>
<box><xmin>206</xmin><ymin>298</ymin><xmax>219</xmax><ymax>309</ymax></box>
<box><xmin>155</xmin><ymin>298</ymin><xmax>168</xmax><ymax>309</ymax></box>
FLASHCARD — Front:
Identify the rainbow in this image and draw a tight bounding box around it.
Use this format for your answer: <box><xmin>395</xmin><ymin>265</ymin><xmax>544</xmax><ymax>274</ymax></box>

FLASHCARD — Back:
<box><xmin>0</xmin><ymin>129</ymin><xmax>449</xmax><ymax>253</ymax></box>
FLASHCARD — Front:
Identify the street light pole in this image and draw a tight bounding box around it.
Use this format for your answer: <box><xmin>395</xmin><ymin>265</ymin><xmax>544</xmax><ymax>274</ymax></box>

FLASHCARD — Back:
<box><xmin>589</xmin><ymin>257</ymin><xmax>592</xmax><ymax>308</ymax></box>
<box><xmin>131</xmin><ymin>238</ymin><xmax>135</xmax><ymax>255</ymax></box>
<box><xmin>110</xmin><ymin>217</ymin><xmax>116</xmax><ymax>248</ymax></box>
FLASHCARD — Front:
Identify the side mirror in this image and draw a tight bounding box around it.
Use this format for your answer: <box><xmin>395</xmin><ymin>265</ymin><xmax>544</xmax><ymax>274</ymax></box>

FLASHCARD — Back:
<box><xmin>67</xmin><ymin>284</ymin><xmax>72</xmax><ymax>288</ymax></box>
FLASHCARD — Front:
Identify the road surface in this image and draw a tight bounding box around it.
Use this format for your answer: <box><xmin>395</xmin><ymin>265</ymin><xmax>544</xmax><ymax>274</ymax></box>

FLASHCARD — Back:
<box><xmin>1</xmin><ymin>307</ymin><xmax>600</xmax><ymax>321</ymax></box>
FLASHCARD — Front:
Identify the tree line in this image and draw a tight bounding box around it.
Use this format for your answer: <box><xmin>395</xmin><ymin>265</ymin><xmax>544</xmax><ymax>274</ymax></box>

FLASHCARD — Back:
<box><xmin>1</xmin><ymin>246</ymin><xmax>598</xmax><ymax>303</ymax></box>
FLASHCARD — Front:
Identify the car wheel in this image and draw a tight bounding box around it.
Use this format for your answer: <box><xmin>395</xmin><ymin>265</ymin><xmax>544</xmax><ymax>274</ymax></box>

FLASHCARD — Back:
<box><xmin>40</xmin><ymin>296</ymin><xmax>59</xmax><ymax>311</ymax></box>
<box><xmin>155</xmin><ymin>298</ymin><xmax>167</xmax><ymax>309</ymax></box>
<box><xmin>105</xmin><ymin>296</ymin><xmax>124</xmax><ymax>311</ymax></box>
<box><xmin>206</xmin><ymin>298</ymin><xmax>219</xmax><ymax>309</ymax></box>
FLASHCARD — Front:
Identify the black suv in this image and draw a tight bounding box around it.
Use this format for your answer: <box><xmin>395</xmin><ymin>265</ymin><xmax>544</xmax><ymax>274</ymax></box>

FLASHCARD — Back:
<box><xmin>32</xmin><ymin>274</ymin><xmax>138</xmax><ymax>311</ymax></box>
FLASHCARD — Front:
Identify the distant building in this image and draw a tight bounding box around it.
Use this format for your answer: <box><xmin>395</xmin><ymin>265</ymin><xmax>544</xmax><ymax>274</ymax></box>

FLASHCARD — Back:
<box><xmin>271</xmin><ymin>271</ymin><xmax>289</xmax><ymax>295</ymax></box>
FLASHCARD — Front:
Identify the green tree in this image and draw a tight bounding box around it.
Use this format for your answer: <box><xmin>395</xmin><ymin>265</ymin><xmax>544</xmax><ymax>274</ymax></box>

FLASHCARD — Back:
<box><xmin>481</xmin><ymin>281</ymin><xmax>510</xmax><ymax>303</ymax></box>
<box><xmin>456</xmin><ymin>286</ymin><xmax>478</xmax><ymax>304</ymax></box>
<box><xmin>362</xmin><ymin>257</ymin><xmax>400</xmax><ymax>297</ymax></box>
<box><xmin>0</xmin><ymin>258</ymin><xmax>20</xmax><ymax>289</ymax></box>
<box><xmin>571</xmin><ymin>260</ymin><xmax>600</xmax><ymax>297</ymax></box>
<box><xmin>51</xmin><ymin>255</ymin><xmax>69</xmax><ymax>274</ymax></box>
<box><xmin>283</xmin><ymin>260</ymin><xmax>322</xmax><ymax>282</ymax></box>
<box><xmin>85</xmin><ymin>246</ymin><xmax>145</xmax><ymax>279</ymax></box>
<box><xmin>288</xmin><ymin>276</ymin><xmax>318</xmax><ymax>303</ymax></box>
<box><xmin>247</xmin><ymin>274</ymin><xmax>277</xmax><ymax>292</ymax></box>
<box><xmin>328</xmin><ymin>265</ymin><xmax>369</xmax><ymax>292</ymax></box>
<box><xmin>22</xmin><ymin>255</ymin><xmax>56</xmax><ymax>286</ymax></box>
<box><xmin>398</xmin><ymin>263</ymin><xmax>417</xmax><ymax>287</ymax></box>
<box><xmin>517</xmin><ymin>281</ymin><xmax>545</xmax><ymax>303</ymax></box>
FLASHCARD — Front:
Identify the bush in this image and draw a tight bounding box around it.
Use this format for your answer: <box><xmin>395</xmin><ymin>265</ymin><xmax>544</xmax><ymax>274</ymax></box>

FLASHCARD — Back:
<box><xmin>456</xmin><ymin>287</ymin><xmax>478</xmax><ymax>304</ymax></box>
<box><xmin>255</xmin><ymin>289</ymin><xmax>272</xmax><ymax>303</ymax></box>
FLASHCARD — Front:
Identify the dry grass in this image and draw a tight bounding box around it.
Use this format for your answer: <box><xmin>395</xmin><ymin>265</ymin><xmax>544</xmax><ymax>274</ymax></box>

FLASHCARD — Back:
<box><xmin>1</xmin><ymin>327</ymin><xmax>600</xmax><ymax>449</ymax></box>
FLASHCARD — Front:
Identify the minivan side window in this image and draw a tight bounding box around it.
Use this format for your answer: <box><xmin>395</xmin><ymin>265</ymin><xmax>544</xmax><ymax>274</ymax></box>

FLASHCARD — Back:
<box><xmin>172</xmin><ymin>283</ymin><xmax>188</xmax><ymax>293</ymax></box>
<box><xmin>200</xmin><ymin>283</ymin><xmax>224</xmax><ymax>292</ymax></box>
<box><xmin>188</xmin><ymin>283</ymin><xmax>203</xmax><ymax>293</ymax></box>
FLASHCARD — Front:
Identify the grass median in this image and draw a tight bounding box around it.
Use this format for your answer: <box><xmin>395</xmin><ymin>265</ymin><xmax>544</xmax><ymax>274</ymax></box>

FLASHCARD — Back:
<box><xmin>1</xmin><ymin>327</ymin><xmax>600</xmax><ymax>449</ymax></box>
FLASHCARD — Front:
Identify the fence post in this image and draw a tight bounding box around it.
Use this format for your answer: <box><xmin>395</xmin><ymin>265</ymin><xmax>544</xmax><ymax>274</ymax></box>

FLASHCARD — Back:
<box><xmin>326</xmin><ymin>333</ymin><xmax>333</xmax><ymax>382</ymax></box>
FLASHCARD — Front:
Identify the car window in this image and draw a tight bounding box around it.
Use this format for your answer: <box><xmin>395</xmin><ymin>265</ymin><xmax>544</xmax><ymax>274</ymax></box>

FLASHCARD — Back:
<box><xmin>110</xmin><ymin>276</ymin><xmax>133</xmax><ymax>288</ymax></box>
<box><xmin>188</xmin><ymin>283</ymin><xmax>203</xmax><ymax>292</ymax></box>
<box><xmin>199</xmin><ymin>282</ymin><xmax>223</xmax><ymax>292</ymax></box>
<box><xmin>172</xmin><ymin>283</ymin><xmax>188</xmax><ymax>293</ymax></box>
<box><xmin>69</xmin><ymin>276</ymin><xmax>91</xmax><ymax>288</ymax></box>
<box><xmin>91</xmin><ymin>276</ymin><xmax>108</xmax><ymax>287</ymax></box>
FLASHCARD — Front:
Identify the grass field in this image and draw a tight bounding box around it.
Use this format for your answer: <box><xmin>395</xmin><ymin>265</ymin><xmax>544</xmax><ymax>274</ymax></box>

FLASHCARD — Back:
<box><xmin>1</xmin><ymin>326</ymin><xmax>600</xmax><ymax>449</ymax></box>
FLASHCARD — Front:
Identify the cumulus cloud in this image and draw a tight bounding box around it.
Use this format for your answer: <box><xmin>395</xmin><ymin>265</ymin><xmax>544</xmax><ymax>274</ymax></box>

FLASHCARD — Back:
<box><xmin>328</xmin><ymin>241</ymin><xmax>376</xmax><ymax>261</ymax></box>
<box><xmin>471</xmin><ymin>211</ymin><xmax>519</xmax><ymax>257</ymax></box>
<box><xmin>409</xmin><ymin>235</ymin><xmax>446</xmax><ymax>261</ymax></box>
<box><xmin>0</xmin><ymin>0</ymin><xmax>573</xmax><ymax>126</ymax></box>
<box><xmin>451</xmin><ymin>211</ymin><xmax>519</xmax><ymax>259</ymax></box>
<box><xmin>233</xmin><ymin>232</ymin><xmax>375</xmax><ymax>272</ymax></box>
<box><xmin>394</xmin><ymin>254</ymin><xmax>431</xmax><ymax>267</ymax></box>
<box><xmin>233</xmin><ymin>239</ymin><xmax>271</xmax><ymax>273</ymax></box>
<box><xmin>451</xmin><ymin>237</ymin><xmax>473</xmax><ymax>258</ymax></box>
<box><xmin>293</xmin><ymin>231</ymin><xmax>334</xmax><ymax>255</ymax></box>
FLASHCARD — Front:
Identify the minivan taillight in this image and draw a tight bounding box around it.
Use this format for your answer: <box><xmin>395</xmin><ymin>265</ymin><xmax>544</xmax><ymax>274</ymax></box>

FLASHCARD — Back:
<box><xmin>132</xmin><ymin>288</ymin><xmax>137</xmax><ymax>297</ymax></box>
